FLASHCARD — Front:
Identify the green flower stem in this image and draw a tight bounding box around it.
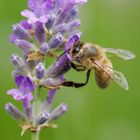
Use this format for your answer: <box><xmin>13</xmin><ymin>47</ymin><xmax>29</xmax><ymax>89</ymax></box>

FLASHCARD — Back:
<box><xmin>31</xmin><ymin>130</ymin><xmax>40</xmax><ymax>140</ymax></box>
<box><xmin>32</xmin><ymin>87</ymin><xmax>41</xmax><ymax>140</ymax></box>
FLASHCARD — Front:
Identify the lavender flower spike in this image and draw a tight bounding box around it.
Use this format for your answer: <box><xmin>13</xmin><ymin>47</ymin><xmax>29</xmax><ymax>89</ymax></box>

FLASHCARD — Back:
<box><xmin>6</xmin><ymin>0</ymin><xmax>88</xmax><ymax>138</ymax></box>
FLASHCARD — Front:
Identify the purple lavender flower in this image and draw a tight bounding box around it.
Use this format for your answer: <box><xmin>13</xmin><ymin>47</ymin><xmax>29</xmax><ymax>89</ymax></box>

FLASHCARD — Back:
<box><xmin>21</xmin><ymin>0</ymin><xmax>87</xmax><ymax>24</ymax></box>
<box><xmin>7</xmin><ymin>75</ymin><xmax>34</xmax><ymax>101</ymax></box>
<box><xmin>6</xmin><ymin>0</ymin><xmax>88</xmax><ymax>138</ymax></box>
<box><xmin>9</xmin><ymin>0</ymin><xmax>87</xmax><ymax>59</ymax></box>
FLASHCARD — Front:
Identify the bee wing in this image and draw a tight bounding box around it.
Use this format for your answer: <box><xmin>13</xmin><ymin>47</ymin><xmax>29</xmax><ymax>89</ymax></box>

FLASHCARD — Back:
<box><xmin>110</xmin><ymin>70</ymin><xmax>129</xmax><ymax>90</ymax></box>
<box><xmin>94</xmin><ymin>61</ymin><xmax>129</xmax><ymax>90</ymax></box>
<box><xmin>103</xmin><ymin>48</ymin><xmax>135</xmax><ymax>60</ymax></box>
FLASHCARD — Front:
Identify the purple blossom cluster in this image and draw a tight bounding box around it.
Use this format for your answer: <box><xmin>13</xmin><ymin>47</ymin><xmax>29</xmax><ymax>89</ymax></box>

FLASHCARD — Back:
<box><xmin>6</xmin><ymin>0</ymin><xmax>87</xmax><ymax>136</ymax></box>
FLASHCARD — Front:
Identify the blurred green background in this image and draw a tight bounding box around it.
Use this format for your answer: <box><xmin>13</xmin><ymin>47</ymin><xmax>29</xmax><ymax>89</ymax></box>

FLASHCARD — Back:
<box><xmin>0</xmin><ymin>0</ymin><xmax>140</xmax><ymax>140</ymax></box>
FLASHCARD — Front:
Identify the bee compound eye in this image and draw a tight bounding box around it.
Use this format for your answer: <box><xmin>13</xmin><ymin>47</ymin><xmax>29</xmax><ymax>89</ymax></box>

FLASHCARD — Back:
<box><xmin>72</xmin><ymin>46</ymin><xmax>80</xmax><ymax>55</ymax></box>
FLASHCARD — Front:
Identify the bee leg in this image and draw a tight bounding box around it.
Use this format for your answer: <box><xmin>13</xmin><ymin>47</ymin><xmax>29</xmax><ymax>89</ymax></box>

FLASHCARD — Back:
<box><xmin>71</xmin><ymin>63</ymin><xmax>86</xmax><ymax>71</ymax></box>
<box><xmin>61</xmin><ymin>69</ymin><xmax>91</xmax><ymax>88</ymax></box>
<box><xmin>43</xmin><ymin>85</ymin><xmax>60</xmax><ymax>90</ymax></box>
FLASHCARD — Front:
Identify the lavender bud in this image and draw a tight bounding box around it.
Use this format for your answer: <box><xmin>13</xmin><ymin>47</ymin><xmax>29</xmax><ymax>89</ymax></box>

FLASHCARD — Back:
<box><xmin>13</xmin><ymin>24</ymin><xmax>32</xmax><ymax>41</ymax></box>
<box><xmin>54</xmin><ymin>9</ymin><xmax>68</xmax><ymax>25</ymax></box>
<box><xmin>49</xmin><ymin>103</ymin><xmax>68</xmax><ymax>121</ymax></box>
<box><xmin>46</xmin><ymin>90</ymin><xmax>57</xmax><ymax>106</ymax></box>
<box><xmin>15</xmin><ymin>39</ymin><xmax>34</xmax><ymax>54</ymax></box>
<box><xmin>35</xmin><ymin>63</ymin><xmax>46</xmax><ymax>79</ymax></box>
<box><xmin>66</xmin><ymin>7</ymin><xmax>78</xmax><ymax>22</ymax></box>
<box><xmin>22</xmin><ymin>99</ymin><xmax>32</xmax><ymax>119</ymax></box>
<box><xmin>37</xmin><ymin>112</ymin><xmax>49</xmax><ymax>125</ymax></box>
<box><xmin>53</xmin><ymin>23</ymin><xmax>68</xmax><ymax>35</ymax></box>
<box><xmin>68</xmin><ymin>19</ymin><xmax>80</xmax><ymax>30</ymax></box>
<box><xmin>5</xmin><ymin>102</ymin><xmax>26</xmax><ymax>121</ymax></box>
<box><xmin>35</xmin><ymin>22</ymin><xmax>46</xmax><ymax>44</ymax></box>
<box><xmin>45</xmin><ymin>53</ymin><xmax>71</xmax><ymax>78</ymax></box>
<box><xmin>11</xmin><ymin>54</ymin><xmax>25</xmax><ymax>68</ymax></box>
<box><xmin>45</xmin><ymin>14</ymin><xmax>55</xmax><ymax>29</ymax></box>
<box><xmin>48</xmin><ymin>33</ymin><xmax>63</xmax><ymax>50</ymax></box>
<box><xmin>39</xmin><ymin>43</ymin><xmax>49</xmax><ymax>55</ymax></box>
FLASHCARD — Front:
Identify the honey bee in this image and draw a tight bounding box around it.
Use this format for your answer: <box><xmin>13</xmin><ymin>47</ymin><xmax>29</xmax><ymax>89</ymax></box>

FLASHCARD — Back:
<box><xmin>61</xmin><ymin>41</ymin><xmax>135</xmax><ymax>90</ymax></box>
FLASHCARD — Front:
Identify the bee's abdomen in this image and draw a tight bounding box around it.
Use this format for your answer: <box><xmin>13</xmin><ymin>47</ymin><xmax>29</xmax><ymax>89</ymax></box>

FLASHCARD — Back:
<box><xmin>94</xmin><ymin>69</ymin><xmax>111</xmax><ymax>89</ymax></box>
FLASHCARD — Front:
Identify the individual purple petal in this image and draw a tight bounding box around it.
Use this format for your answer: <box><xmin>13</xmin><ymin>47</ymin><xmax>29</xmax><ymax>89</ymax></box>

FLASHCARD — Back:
<box><xmin>7</xmin><ymin>89</ymin><xmax>25</xmax><ymax>101</ymax></box>
<box><xmin>20</xmin><ymin>20</ymin><xmax>32</xmax><ymax>30</ymax></box>
<box><xmin>7</xmin><ymin>89</ymin><xmax>33</xmax><ymax>101</ymax></box>
<box><xmin>15</xmin><ymin>75</ymin><xmax>35</xmax><ymax>92</ymax></box>
<box><xmin>38</xmin><ymin>15</ymin><xmax>48</xmax><ymax>23</ymax></box>
<box><xmin>21</xmin><ymin>10</ymin><xmax>38</xmax><ymax>24</ymax></box>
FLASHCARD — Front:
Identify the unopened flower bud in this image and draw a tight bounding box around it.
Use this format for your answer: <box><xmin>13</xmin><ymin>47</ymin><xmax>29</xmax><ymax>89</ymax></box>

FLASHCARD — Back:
<box><xmin>48</xmin><ymin>33</ymin><xmax>63</xmax><ymax>50</ymax></box>
<box><xmin>53</xmin><ymin>23</ymin><xmax>68</xmax><ymax>35</ymax></box>
<box><xmin>45</xmin><ymin>14</ymin><xmax>55</xmax><ymax>29</ymax></box>
<box><xmin>35</xmin><ymin>63</ymin><xmax>46</xmax><ymax>79</ymax></box>
<box><xmin>35</xmin><ymin>22</ymin><xmax>46</xmax><ymax>44</ymax></box>
<box><xmin>11</xmin><ymin>54</ymin><xmax>25</xmax><ymax>68</ymax></box>
<box><xmin>5</xmin><ymin>102</ymin><xmax>26</xmax><ymax>121</ymax></box>
<box><xmin>49</xmin><ymin>103</ymin><xmax>68</xmax><ymax>121</ymax></box>
<box><xmin>68</xmin><ymin>19</ymin><xmax>80</xmax><ymax>30</ymax></box>
<box><xmin>66</xmin><ymin>7</ymin><xmax>78</xmax><ymax>22</ymax></box>
<box><xmin>13</xmin><ymin>24</ymin><xmax>32</xmax><ymax>41</ymax></box>
<box><xmin>39</xmin><ymin>43</ymin><xmax>49</xmax><ymax>55</ymax></box>
<box><xmin>37</xmin><ymin>112</ymin><xmax>49</xmax><ymax>125</ymax></box>
<box><xmin>15</xmin><ymin>39</ymin><xmax>34</xmax><ymax>54</ymax></box>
